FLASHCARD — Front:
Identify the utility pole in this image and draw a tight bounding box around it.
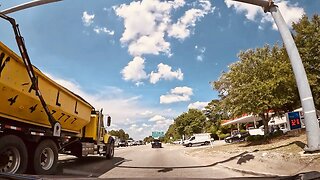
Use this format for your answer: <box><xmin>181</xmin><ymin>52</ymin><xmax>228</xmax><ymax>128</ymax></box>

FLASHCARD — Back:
<box><xmin>232</xmin><ymin>0</ymin><xmax>320</xmax><ymax>152</ymax></box>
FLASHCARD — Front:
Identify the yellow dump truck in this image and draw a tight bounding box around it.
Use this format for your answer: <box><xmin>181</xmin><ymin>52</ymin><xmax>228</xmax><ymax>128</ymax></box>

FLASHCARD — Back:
<box><xmin>0</xmin><ymin>14</ymin><xmax>114</xmax><ymax>175</ymax></box>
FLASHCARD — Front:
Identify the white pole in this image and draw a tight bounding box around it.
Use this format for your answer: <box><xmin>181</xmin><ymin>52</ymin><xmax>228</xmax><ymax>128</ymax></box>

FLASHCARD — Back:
<box><xmin>232</xmin><ymin>0</ymin><xmax>320</xmax><ymax>152</ymax></box>
<box><xmin>269</xmin><ymin>6</ymin><xmax>320</xmax><ymax>151</ymax></box>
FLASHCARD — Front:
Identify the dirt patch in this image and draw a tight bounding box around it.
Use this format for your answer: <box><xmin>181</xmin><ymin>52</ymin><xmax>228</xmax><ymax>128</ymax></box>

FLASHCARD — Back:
<box><xmin>186</xmin><ymin>131</ymin><xmax>320</xmax><ymax>176</ymax></box>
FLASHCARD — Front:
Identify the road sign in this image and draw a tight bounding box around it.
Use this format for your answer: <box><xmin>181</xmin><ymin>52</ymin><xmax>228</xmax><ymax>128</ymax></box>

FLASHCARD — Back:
<box><xmin>287</xmin><ymin>112</ymin><xmax>302</xmax><ymax>130</ymax></box>
<box><xmin>152</xmin><ymin>131</ymin><xmax>164</xmax><ymax>138</ymax></box>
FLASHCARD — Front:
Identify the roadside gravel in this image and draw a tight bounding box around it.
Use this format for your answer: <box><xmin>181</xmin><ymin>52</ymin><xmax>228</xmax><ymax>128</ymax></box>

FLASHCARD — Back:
<box><xmin>184</xmin><ymin>131</ymin><xmax>320</xmax><ymax>176</ymax></box>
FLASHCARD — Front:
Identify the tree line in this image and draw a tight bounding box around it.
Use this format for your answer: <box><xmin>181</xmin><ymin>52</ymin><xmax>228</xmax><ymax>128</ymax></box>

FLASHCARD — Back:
<box><xmin>164</xmin><ymin>14</ymin><xmax>320</xmax><ymax>141</ymax></box>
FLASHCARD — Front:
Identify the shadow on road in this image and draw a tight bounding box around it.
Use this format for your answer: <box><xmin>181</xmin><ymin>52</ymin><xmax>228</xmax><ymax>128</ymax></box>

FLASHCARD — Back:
<box><xmin>56</xmin><ymin>156</ymin><xmax>125</xmax><ymax>177</ymax></box>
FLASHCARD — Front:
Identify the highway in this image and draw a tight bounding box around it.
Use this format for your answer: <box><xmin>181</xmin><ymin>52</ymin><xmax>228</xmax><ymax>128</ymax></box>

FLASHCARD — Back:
<box><xmin>54</xmin><ymin>143</ymin><xmax>253</xmax><ymax>179</ymax></box>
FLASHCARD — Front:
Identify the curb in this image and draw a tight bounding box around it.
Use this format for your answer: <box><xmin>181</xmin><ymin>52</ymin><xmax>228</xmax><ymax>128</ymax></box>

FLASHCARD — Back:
<box><xmin>218</xmin><ymin>164</ymin><xmax>282</xmax><ymax>177</ymax></box>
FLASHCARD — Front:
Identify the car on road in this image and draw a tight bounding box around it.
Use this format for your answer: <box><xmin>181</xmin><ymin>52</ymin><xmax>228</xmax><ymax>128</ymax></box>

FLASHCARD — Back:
<box><xmin>183</xmin><ymin>133</ymin><xmax>213</xmax><ymax>147</ymax></box>
<box><xmin>151</xmin><ymin>139</ymin><xmax>162</xmax><ymax>148</ymax></box>
<box><xmin>127</xmin><ymin>140</ymin><xmax>134</xmax><ymax>146</ymax></box>
<box><xmin>225</xmin><ymin>132</ymin><xmax>249</xmax><ymax>143</ymax></box>
<box><xmin>119</xmin><ymin>140</ymin><xmax>128</xmax><ymax>147</ymax></box>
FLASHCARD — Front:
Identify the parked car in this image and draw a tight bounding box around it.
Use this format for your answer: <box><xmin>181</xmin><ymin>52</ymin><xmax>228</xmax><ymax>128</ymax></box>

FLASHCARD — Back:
<box><xmin>119</xmin><ymin>140</ymin><xmax>128</xmax><ymax>147</ymax></box>
<box><xmin>225</xmin><ymin>132</ymin><xmax>249</xmax><ymax>143</ymax></box>
<box><xmin>151</xmin><ymin>139</ymin><xmax>162</xmax><ymax>148</ymax></box>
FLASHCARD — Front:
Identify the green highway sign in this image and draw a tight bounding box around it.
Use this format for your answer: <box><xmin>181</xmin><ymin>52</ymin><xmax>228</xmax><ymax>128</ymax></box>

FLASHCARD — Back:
<box><xmin>152</xmin><ymin>131</ymin><xmax>164</xmax><ymax>138</ymax></box>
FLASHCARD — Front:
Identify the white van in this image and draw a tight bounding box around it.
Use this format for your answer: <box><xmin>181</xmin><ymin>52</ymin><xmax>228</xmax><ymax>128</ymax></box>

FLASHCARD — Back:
<box><xmin>183</xmin><ymin>133</ymin><xmax>213</xmax><ymax>147</ymax></box>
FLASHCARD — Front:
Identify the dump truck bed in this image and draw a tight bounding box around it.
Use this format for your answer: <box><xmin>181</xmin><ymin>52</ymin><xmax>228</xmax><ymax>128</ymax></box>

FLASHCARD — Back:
<box><xmin>0</xmin><ymin>41</ymin><xmax>93</xmax><ymax>135</ymax></box>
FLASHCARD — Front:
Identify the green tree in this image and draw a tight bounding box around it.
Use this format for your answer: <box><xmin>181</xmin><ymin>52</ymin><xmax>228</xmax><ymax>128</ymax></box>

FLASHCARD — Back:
<box><xmin>109</xmin><ymin>129</ymin><xmax>130</xmax><ymax>140</ymax></box>
<box><xmin>213</xmin><ymin>45</ymin><xmax>299</xmax><ymax>135</ymax></box>
<box><xmin>143</xmin><ymin>136</ymin><xmax>153</xmax><ymax>143</ymax></box>
<box><xmin>174</xmin><ymin>109</ymin><xmax>207</xmax><ymax>138</ymax></box>
<box><xmin>293</xmin><ymin>14</ymin><xmax>320</xmax><ymax>109</ymax></box>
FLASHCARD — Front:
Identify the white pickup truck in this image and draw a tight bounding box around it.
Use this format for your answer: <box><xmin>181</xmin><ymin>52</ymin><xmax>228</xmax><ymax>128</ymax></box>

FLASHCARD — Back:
<box><xmin>183</xmin><ymin>133</ymin><xmax>213</xmax><ymax>147</ymax></box>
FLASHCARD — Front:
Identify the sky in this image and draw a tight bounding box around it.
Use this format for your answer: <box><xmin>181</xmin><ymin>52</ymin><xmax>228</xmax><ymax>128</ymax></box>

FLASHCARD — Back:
<box><xmin>0</xmin><ymin>0</ymin><xmax>319</xmax><ymax>140</ymax></box>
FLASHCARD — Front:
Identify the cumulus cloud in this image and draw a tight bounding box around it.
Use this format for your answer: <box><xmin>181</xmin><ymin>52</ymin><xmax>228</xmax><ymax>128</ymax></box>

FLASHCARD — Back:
<box><xmin>150</xmin><ymin>63</ymin><xmax>183</xmax><ymax>84</ymax></box>
<box><xmin>188</xmin><ymin>101</ymin><xmax>209</xmax><ymax>110</ymax></box>
<box><xmin>115</xmin><ymin>0</ymin><xmax>182</xmax><ymax>57</ymax></box>
<box><xmin>93</xmin><ymin>26</ymin><xmax>115</xmax><ymax>35</ymax></box>
<box><xmin>121</xmin><ymin>57</ymin><xmax>148</xmax><ymax>82</ymax></box>
<box><xmin>261</xmin><ymin>1</ymin><xmax>305</xmax><ymax>30</ymax></box>
<box><xmin>140</xmin><ymin>110</ymin><xmax>153</xmax><ymax>116</ymax></box>
<box><xmin>160</xmin><ymin>86</ymin><xmax>193</xmax><ymax>104</ymax></box>
<box><xmin>224</xmin><ymin>0</ymin><xmax>305</xmax><ymax>30</ymax></box>
<box><xmin>168</xmin><ymin>1</ymin><xmax>214</xmax><ymax>39</ymax></box>
<box><xmin>82</xmin><ymin>11</ymin><xmax>95</xmax><ymax>27</ymax></box>
<box><xmin>149</xmin><ymin>115</ymin><xmax>166</xmax><ymax>122</ymax></box>
<box><xmin>114</xmin><ymin>0</ymin><xmax>214</xmax><ymax>85</ymax></box>
<box><xmin>45</xmin><ymin>73</ymin><xmax>181</xmax><ymax>139</ymax></box>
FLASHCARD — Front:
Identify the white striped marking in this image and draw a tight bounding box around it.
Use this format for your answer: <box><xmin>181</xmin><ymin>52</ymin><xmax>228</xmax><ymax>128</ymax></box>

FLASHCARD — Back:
<box><xmin>305</xmin><ymin>110</ymin><xmax>316</xmax><ymax>114</ymax></box>
<box><xmin>302</xmin><ymin>97</ymin><xmax>313</xmax><ymax>101</ymax></box>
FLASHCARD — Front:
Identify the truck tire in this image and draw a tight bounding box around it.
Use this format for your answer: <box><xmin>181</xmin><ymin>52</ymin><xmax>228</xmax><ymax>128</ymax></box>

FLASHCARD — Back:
<box><xmin>0</xmin><ymin>135</ymin><xmax>28</xmax><ymax>174</ymax></box>
<box><xmin>188</xmin><ymin>143</ymin><xmax>192</xmax><ymax>147</ymax></box>
<box><xmin>106</xmin><ymin>142</ymin><xmax>114</xmax><ymax>159</ymax></box>
<box><xmin>204</xmin><ymin>141</ymin><xmax>210</xmax><ymax>145</ymax></box>
<box><xmin>32</xmin><ymin>139</ymin><xmax>58</xmax><ymax>175</ymax></box>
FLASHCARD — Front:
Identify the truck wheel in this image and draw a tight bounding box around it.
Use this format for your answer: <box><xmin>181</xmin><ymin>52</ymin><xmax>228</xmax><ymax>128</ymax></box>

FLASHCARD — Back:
<box><xmin>0</xmin><ymin>135</ymin><xmax>28</xmax><ymax>174</ymax></box>
<box><xmin>188</xmin><ymin>143</ymin><xmax>192</xmax><ymax>147</ymax></box>
<box><xmin>106</xmin><ymin>142</ymin><xmax>114</xmax><ymax>159</ymax></box>
<box><xmin>204</xmin><ymin>141</ymin><xmax>210</xmax><ymax>145</ymax></box>
<box><xmin>32</xmin><ymin>139</ymin><xmax>58</xmax><ymax>175</ymax></box>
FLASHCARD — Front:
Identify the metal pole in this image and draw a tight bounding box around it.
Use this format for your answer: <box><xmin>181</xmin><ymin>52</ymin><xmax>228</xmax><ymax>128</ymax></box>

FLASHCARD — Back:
<box><xmin>0</xmin><ymin>0</ymin><xmax>62</xmax><ymax>14</ymax></box>
<box><xmin>232</xmin><ymin>0</ymin><xmax>320</xmax><ymax>151</ymax></box>
<box><xmin>269</xmin><ymin>6</ymin><xmax>320</xmax><ymax>151</ymax></box>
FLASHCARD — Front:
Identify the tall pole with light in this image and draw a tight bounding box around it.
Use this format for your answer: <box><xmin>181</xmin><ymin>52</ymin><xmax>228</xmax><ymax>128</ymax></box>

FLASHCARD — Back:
<box><xmin>232</xmin><ymin>0</ymin><xmax>320</xmax><ymax>152</ymax></box>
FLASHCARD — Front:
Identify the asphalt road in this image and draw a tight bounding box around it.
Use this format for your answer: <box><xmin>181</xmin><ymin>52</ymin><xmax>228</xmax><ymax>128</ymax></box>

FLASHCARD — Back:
<box><xmin>52</xmin><ymin>143</ymin><xmax>254</xmax><ymax>179</ymax></box>
<box><xmin>100</xmin><ymin>144</ymin><xmax>253</xmax><ymax>179</ymax></box>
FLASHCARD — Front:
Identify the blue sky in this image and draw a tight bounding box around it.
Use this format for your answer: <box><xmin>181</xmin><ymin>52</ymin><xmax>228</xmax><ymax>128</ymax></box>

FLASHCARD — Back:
<box><xmin>1</xmin><ymin>0</ymin><xmax>319</xmax><ymax>139</ymax></box>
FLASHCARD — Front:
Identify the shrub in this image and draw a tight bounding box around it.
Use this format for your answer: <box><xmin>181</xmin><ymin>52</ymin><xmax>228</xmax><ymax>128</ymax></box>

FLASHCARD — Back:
<box><xmin>218</xmin><ymin>133</ymin><xmax>231</xmax><ymax>140</ymax></box>
<box><xmin>246</xmin><ymin>135</ymin><xmax>265</xmax><ymax>142</ymax></box>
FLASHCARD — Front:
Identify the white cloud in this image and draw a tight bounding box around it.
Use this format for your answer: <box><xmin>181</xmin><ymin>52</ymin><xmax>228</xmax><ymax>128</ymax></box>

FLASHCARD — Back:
<box><xmin>195</xmin><ymin>46</ymin><xmax>206</xmax><ymax>62</ymax></box>
<box><xmin>149</xmin><ymin>115</ymin><xmax>166</xmax><ymax>122</ymax></box>
<box><xmin>160</xmin><ymin>86</ymin><xmax>193</xmax><ymax>104</ymax></box>
<box><xmin>224</xmin><ymin>0</ymin><xmax>305</xmax><ymax>30</ymax></box>
<box><xmin>150</xmin><ymin>63</ymin><xmax>183</xmax><ymax>84</ymax></box>
<box><xmin>261</xmin><ymin>1</ymin><xmax>305</xmax><ymax>30</ymax></box>
<box><xmin>115</xmin><ymin>0</ymin><xmax>213</xmax><ymax>57</ymax></box>
<box><xmin>188</xmin><ymin>101</ymin><xmax>209</xmax><ymax>110</ymax></box>
<box><xmin>129</xmin><ymin>124</ymin><xmax>144</xmax><ymax>132</ymax></box>
<box><xmin>93</xmin><ymin>26</ymin><xmax>115</xmax><ymax>35</ymax></box>
<box><xmin>82</xmin><ymin>11</ymin><xmax>95</xmax><ymax>27</ymax></box>
<box><xmin>45</xmin><ymin>73</ymin><xmax>180</xmax><ymax>140</ymax></box>
<box><xmin>142</xmin><ymin>123</ymin><xmax>151</xmax><ymax>127</ymax></box>
<box><xmin>168</xmin><ymin>1</ymin><xmax>214</xmax><ymax>39</ymax></box>
<box><xmin>140</xmin><ymin>110</ymin><xmax>153</xmax><ymax>116</ymax></box>
<box><xmin>121</xmin><ymin>56</ymin><xmax>148</xmax><ymax>82</ymax></box>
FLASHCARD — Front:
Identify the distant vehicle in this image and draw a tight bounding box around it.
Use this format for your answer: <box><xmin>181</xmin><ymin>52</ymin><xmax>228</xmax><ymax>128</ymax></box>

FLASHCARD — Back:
<box><xmin>133</xmin><ymin>140</ymin><xmax>141</xmax><ymax>146</ymax></box>
<box><xmin>112</xmin><ymin>136</ymin><xmax>121</xmax><ymax>147</ymax></box>
<box><xmin>127</xmin><ymin>140</ymin><xmax>134</xmax><ymax>146</ymax></box>
<box><xmin>173</xmin><ymin>139</ymin><xmax>183</xmax><ymax>144</ymax></box>
<box><xmin>225</xmin><ymin>132</ymin><xmax>249</xmax><ymax>143</ymax></box>
<box><xmin>119</xmin><ymin>140</ymin><xmax>128</xmax><ymax>147</ymax></box>
<box><xmin>183</xmin><ymin>133</ymin><xmax>213</xmax><ymax>147</ymax></box>
<box><xmin>248</xmin><ymin>126</ymin><xmax>265</xmax><ymax>136</ymax></box>
<box><xmin>151</xmin><ymin>139</ymin><xmax>162</xmax><ymax>148</ymax></box>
